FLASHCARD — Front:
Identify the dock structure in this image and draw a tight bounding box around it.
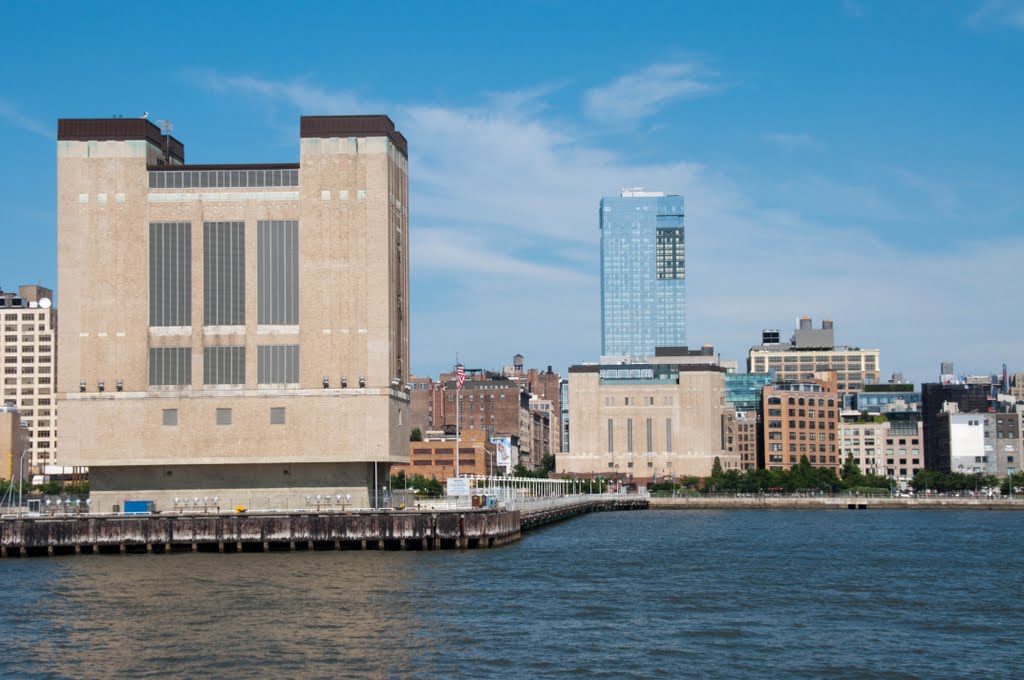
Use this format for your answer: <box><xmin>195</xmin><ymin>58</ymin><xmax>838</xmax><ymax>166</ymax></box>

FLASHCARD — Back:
<box><xmin>0</xmin><ymin>496</ymin><xmax>647</xmax><ymax>558</ymax></box>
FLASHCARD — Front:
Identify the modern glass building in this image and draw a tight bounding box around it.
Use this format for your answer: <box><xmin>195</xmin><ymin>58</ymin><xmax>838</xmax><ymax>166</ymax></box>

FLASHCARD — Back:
<box><xmin>725</xmin><ymin>373</ymin><xmax>774</xmax><ymax>413</ymax></box>
<box><xmin>600</xmin><ymin>189</ymin><xmax>685</xmax><ymax>358</ymax></box>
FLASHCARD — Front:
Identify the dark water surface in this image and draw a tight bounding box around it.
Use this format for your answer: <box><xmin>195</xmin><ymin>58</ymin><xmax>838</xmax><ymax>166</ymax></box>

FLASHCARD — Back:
<box><xmin>3</xmin><ymin>510</ymin><xmax>1023</xmax><ymax>679</ymax></box>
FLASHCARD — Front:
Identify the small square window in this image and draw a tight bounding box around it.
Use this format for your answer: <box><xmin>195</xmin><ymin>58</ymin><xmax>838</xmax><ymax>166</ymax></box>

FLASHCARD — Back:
<box><xmin>216</xmin><ymin>408</ymin><xmax>232</xmax><ymax>426</ymax></box>
<box><xmin>270</xmin><ymin>407</ymin><xmax>286</xmax><ymax>425</ymax></box>
<box><xmin>162</xmin><ymin>409</ymin><xmax>178</xmax><ymax>426</ymax></box>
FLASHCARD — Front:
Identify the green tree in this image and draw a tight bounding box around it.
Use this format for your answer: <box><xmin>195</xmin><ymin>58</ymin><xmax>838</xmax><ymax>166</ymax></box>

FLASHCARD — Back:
<box><xmin>711</xmin><ymin>456</ymin><xmax>723</xmax><ymax>478</ymax></box>
<box><xmin>839</xmin><ymin>455</ymin><xmax>864</xmax><ymax>490</ymax></box>
<box><xmin>410</xmin><ymin>427</ymin><xmax>423</xmax><ymax>442</ymax></box>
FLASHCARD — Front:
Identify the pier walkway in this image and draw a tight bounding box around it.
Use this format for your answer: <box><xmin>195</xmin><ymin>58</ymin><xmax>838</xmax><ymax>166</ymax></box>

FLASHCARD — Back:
<box><xmin>0</xmin><ymin>493</ymin><xmax>646</xmax><ymax>558</ymax></box>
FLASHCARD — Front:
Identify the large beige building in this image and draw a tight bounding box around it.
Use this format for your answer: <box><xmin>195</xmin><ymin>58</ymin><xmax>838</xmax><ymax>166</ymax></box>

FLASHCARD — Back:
<box><xmin>561</xmin><ymin>348</ymin><xmax>739</xmax><ymax>483</ymax></box>
<box><xmin>2</xmin><ymin>285</ymin><xmax>57</xmax><ymax>470</ymax></box>
<box><xmin>748</xmin><ymin>317</ymin><xmax>880</xmax><ymax>392</ymax></box>
<box><xmin>56</xmin><ymin>115</ymin><xmax>410</xmax><ymax>511</ymax></box>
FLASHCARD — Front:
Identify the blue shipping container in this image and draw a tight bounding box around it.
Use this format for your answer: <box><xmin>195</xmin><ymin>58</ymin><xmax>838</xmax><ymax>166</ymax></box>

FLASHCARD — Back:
<box><xmin>123</xmin><ymin>500</ymin><xmax>155</xmax><ymax>514</ymax></box>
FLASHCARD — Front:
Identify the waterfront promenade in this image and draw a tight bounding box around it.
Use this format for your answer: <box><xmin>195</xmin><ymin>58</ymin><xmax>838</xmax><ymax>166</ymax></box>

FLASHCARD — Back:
<box><xmin>649</xmin><ymin>494</ymin><xmax>1024</xmax><ymax>510</ymax></box>
<box><xmin>4</xmin><ymin>492</ymin><xmax>1023</xmax><ymax>558</ymax></box>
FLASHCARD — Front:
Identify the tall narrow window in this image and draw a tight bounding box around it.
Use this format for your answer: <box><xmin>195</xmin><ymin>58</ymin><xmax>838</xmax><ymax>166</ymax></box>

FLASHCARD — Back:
<box><xmin>257</xmin><ymin>220</ymin><xmax>298</xmax><ymax>324</ymax></box>
<box><xmin>149</xmin><ymin>222</ymin><xmax>191</xmax><ymax>326</ymax></box>
<box><xmin>204</xmin><ymin>221</ymin><xmax>245</xmax><ymax>325</ymax></box>
<box><xmin>627</xmin><ymin>418</ymin><xmax>634</xmax><ymax>453</ymax></box>
<box><xmin>607</xmin><ymin>419</ymin><xmax>614</xmax><ymax>453</ymax></box>
<box><xmin>647</xmin><ymin>418</ymin><xmax>653</xmax><ymax>452</ymax></box>
<box><xmin>257</xmin><ymin>345</ymin><xmax>299</xmax><ymax>384</ymax></box>
<box><xmin>204</xmin><ymin>346</ymin><xmax>245</xmax><ymax>385</ymax></box>
<box><xmin>666</xmin><ymin>419</ymin><xmax>673</xmax><ymax>453</ymax></box>
<box><xmin>149</xmin><ymin>347</ymin><xmax>191</xmax><ymax>386</ymax></box>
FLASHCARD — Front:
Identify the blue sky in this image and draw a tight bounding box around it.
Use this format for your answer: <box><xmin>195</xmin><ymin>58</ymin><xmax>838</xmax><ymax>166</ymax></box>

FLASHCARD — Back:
<box><xmin>1</xmin><ymin>1</ymin><xmax>1022</xmax><ymax>383</ymax></box>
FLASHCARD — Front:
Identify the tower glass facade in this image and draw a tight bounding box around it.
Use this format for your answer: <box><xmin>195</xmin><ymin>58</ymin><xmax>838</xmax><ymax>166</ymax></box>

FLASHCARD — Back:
<box><xmin>600</xmin><ymin>191</ymin><xmax>685</xmax><ymax>357</ymax></box>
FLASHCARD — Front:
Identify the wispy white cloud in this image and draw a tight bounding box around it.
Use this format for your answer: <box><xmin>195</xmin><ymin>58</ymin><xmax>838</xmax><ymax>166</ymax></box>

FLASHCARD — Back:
<box><xmin>762</xmin><ymin>132</ymin><xmax>825</xmax><ymax>151</ymax></box>
<box><xmin>185</xmin><ymin>70</ymin><xmax>369</xmax><ymax>113</ymax></box>
<box><xmin>0</xmin><ymin>100</ymin><xmax>50</xmax><ymax>138</ymax></box>
<box><xmin>190</xmin><ymin>70</ymin><xmax>1024</xmax><ymax>383</ymax></box>
<box><xmin>967</xmin><ymin>0</ymin><xmax>1024</xmax><ymax>29</ymax></box>
<box><xmin>583</xmin><ymin>62</ymin><xmax>720</xmax><ymax>123</ymax></box>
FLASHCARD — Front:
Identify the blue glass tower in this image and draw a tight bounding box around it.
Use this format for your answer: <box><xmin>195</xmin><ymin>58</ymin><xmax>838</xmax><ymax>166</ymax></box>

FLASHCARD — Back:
<box><xmin>600</xmin><ymin>190</ymin><xmax>685</xmax><ymax>357</ymax></box>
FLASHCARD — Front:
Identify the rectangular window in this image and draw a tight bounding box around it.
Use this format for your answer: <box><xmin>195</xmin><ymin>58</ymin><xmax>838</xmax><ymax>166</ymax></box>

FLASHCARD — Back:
<box><xmin>216</xmin><ymin>408</ymin><xmax>232</xmax><ymax>425</ymax></box>
<box><xmin>204</xmin><ymin>346</ymin><xmax>245</xmax><ymax>385</ymax></box>
<box><xmin>627</xmin><ymin>418</ymin><xmax>633</xmax><ymax>453</ymax></box>
<box><xmin>607</xmin><ymin>419</ymin><xmax>614</xmax><ymax>453</ymax></box>
<box><xmin>257</xmin><ymin>220</ymin><xmax>299</xmax><ymax>324</ymax></box>
<box><xmin>162</xmin><ymin>409</ymin><xmax>178</xmax><ymax>426</ymax></box>
<box><xmin>646</xmin><ymin>418</ymin><xmax>653</xmax><ymax>452</ymax></box>
<box><xmin>270</xmin><ymin>407</ymin><xmax>286</xmax><ymax>425</ymax></box>
<box><xmin>666</xmin><ymin>419</ymin><xmax>672</xmax><ymax>453</ymax></box>
<box><xmin>655</xmin><ymin>227</ymin><xmax>685</xmax><ymax>280</ymax></box>
<box><xmin>149</xmin><ymin>347</ymin><xmax>192</xmax><ymax>386</ymax></box>
<box><xmin>203</xmin><ymin>221</ymin><xmax>245</xmax><ymax>325</ymax></box>
<box><xmin>149</xmin><ymin>222</ymin><xmax>192</xmax><ymax>326</ymax></box>
<box><xmin>257</xmin><ymin>345</ymin><xmax>299</xmax><ymax>384</ymax></box>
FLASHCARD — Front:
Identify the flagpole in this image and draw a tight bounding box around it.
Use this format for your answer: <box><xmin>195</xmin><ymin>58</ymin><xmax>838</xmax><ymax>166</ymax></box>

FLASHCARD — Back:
<box><xmin>455</xmin><ymin>355</ymin><xmax>460</xmax><ymax>478</ymax></box>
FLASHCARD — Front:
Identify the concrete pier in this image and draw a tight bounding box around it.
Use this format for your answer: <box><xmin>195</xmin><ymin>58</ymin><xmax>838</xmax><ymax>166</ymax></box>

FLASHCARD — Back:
<box><xmin>0</xmin><ymin>496</ymin><xmax>647</xmax><ymax>558</ymax></box>
<box><xmin>0</xmin><ymin>509</ymin><xmax>522</xmax><ymax>558</ymax></box>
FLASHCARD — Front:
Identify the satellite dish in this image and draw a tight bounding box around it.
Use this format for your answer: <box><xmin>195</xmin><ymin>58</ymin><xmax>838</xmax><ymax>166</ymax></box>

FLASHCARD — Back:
<box><xmin>39</xmin><ymin>298</ymin><xmax>52</xmax><ymax>309</ymax></box>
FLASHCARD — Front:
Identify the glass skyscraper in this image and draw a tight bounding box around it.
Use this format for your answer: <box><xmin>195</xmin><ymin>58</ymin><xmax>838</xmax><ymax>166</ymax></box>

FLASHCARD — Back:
<box><xmin>600</xmin><ymin>189</ymin><xmax>685</xmax><ymax>358</ymax></box>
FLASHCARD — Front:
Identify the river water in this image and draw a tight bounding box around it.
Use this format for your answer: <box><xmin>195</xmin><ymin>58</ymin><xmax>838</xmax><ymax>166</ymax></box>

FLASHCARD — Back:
<box><xmin>2</xmin><ymin>510</ymin><xmax>1022</xmax><ymax>679</ymax></box>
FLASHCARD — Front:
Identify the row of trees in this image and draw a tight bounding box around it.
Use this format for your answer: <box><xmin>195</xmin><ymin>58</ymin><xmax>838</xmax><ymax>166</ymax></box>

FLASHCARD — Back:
<box><xmin>648</xmin><ymin>456</ymin><xmax>1021</xmax><ymax>496</ymax></box>
<box><xmin>909</xmin><ymin>469</ymin><xmax>1016</xmax><ymax>495</ymax></box>
<box><xmin>649</xmin><ymin>456</ymin><xmax>894</xmax><ymax>495</ymax></box>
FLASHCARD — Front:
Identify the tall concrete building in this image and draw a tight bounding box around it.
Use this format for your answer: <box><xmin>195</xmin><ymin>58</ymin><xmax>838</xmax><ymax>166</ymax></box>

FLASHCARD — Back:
<box><xmin>600</xmin><ymin>189</ymin><xmax>685</xmax><ymax>359</ymax></box>
<box><xmin>56</xmin><ymin>115</ymin><xmax>410</xmax><ymax>510</ymax></box>
<box><xmin>1</xmin><ymin>285</ymin><xmax>57</xmax><ymax>470</ymax></box>
<box><xmin>562</xmin><ymin>347</ymin><xmax>739</xmax><ymax>482</ymax></box>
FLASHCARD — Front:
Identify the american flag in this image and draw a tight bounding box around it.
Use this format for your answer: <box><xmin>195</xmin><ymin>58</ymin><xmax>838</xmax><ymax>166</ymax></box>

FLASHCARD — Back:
<box><xmin>456</xmin><ymin>364</ymin><xmax>466</xmax><ymax>391</ymax></box>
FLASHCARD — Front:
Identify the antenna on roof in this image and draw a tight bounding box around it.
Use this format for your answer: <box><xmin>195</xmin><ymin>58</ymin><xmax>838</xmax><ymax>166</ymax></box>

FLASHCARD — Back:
<box><xmin>157</xmin><ymin>119</ymin><xmax>174</xmax><ymax>163</ymax></box>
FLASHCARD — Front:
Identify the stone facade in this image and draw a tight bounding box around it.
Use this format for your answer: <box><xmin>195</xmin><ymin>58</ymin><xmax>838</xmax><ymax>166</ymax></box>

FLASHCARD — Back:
<box><xmin>561</xmin><ymin>365</ymin><xmax>738</xmax><ymax>482</ymax></box>
<box><xmin>56</xmin><ymin>116</ymin><xmax>410</xmax><ymax>511</ymax></box>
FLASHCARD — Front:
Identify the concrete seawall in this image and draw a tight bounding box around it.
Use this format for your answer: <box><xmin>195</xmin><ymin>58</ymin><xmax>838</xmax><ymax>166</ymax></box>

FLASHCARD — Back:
<box><xmin>649</xmin><ymin>496</ymin><xmax>1024</xmax><ymax>510</ymax></box>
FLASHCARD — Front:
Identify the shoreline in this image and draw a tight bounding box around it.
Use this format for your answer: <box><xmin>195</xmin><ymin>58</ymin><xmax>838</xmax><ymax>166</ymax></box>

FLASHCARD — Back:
<box><xmin>648</xmin><ymin>496</ymin><xmax>1024</xmax><ymax>510</ymax></box>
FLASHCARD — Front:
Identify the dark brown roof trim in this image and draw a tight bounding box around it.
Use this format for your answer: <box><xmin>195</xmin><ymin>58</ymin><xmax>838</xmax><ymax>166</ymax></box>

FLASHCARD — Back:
<box><xmin>300</xmin><ymin>115</ymin><xmax>407</xmax><ymax>156</ymax></box>
<box><xmin>568</xmin><ymin>365</ymin><xmax>600</xmax><ymax>373</ymax></box>
<box><xmin>147</xmin><ymin>163</ymin><xmax>300</xmax><ymax>171</ymax></box>
<box><xmin>58</xmin><ymin>119</ymin><xmax>184</xmax><ymax>163</ymax></box>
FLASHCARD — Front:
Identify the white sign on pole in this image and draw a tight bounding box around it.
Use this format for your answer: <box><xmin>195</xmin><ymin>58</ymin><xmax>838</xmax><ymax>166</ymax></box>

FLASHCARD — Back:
<box><xmin>491</xmin><ymin>436</ymin><xmax>513</xmax><ymax>472</ymax></box>
<box><xmin>447</xmin><ymin>477</ymin><xmax>471</xmax><ymax>496</ymax></box>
